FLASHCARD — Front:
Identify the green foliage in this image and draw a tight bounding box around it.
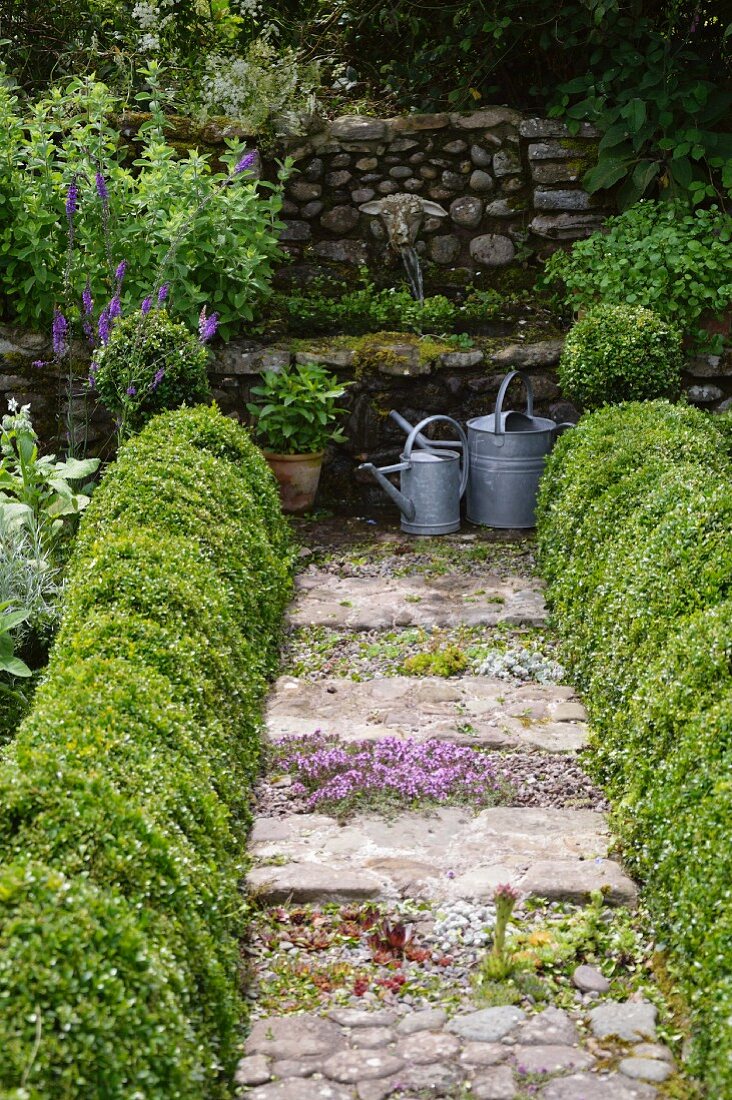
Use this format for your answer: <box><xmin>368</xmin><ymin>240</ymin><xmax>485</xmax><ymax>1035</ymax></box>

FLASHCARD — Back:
<box><xmin>0</xmin><ymin>73</ymin><xmax>286</xmax><ymax>338</ymax></box>
<box><xmin>536</xmin><ymin>399</ymin><xmax>732</xmax><ymax>1093</ymax></box>
<box><xmin>551</xmin><ymin>18</ymin><xmax>732</xmax><ymax>208</ymax></box>
<box><xmin>545</xmin><ymin>201</ymin><xmax>732</xmax><ymax>354</ymax></box>
<box><xmin>0</xmin><ymin>402</ymin><xmax>98</xmax><ymax>551</ymax></box>
<box><xmin>558</xmin><ymin>304</ymin><xmax>683</xmax><ymax>408</ymax></box>
<box><xmin>0</xmin><ymin>405</ymin><xmax>293</xmax><ymax>1097</ymax></box>
<box><xmin>94</xmin><ymin>309</ymin><xmax>211</xmax><ymax>438</ymax></box>
<box><xmin>247</xmin><ymin>362</ymin><xmax>350</xmax><ymax>454</ymax></box>
<box><xmin>401</xmin><ymin>644</ymin><xmax>468</xmax><ymax>677</ymax></box>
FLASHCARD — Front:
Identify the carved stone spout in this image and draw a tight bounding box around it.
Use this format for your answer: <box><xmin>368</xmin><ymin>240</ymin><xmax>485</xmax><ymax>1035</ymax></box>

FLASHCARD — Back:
<box><xmin>359</xmin><ymin>193</ymin><xmax>448</xmax><ymax>251</ymax></box>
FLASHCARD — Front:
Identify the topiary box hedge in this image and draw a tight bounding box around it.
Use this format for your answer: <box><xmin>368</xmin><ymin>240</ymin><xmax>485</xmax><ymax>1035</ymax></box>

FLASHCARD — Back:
<box><xmin>536</xmin><ymin>400</ymin><xmax>732</xmax><ymax>1093</ymax></box>
<box><xmin>0</xmin><ymin>405</ymin><xmax>293</xmax><ymax>1098</ymax></box>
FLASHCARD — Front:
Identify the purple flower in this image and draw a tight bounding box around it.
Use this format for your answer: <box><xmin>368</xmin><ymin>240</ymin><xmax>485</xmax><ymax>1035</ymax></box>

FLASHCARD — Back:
<box><xmin>151</xmin><ymin>367</ymin><xmax>165</xmax><ymax>391</ymax></box>
<box><xmin>234</xmin><ymin>150</ymin><xmax>258</xmax><ymax>174</ymax></box>
<box><xmin>141</xmin><ymin>296</ymin><xmax>152</xmax><ymax>315</ymax></box>
<box><xmin>65</xmin><ymin>181</ymin><xmax>78</xmax><ymax>219</ymax></box>
<box><xmin>108</xmin><ymin>294</ymin><xmax>122</xmax><ymax>320</ymax></box>
<box><xmin>95</xmin><ymin>171</ymin><xmax>109</xmax><ymax>202</ymax></box>
<box><xmin>198</xmin><ymin>306</ymin><xmax>219</xmax><ymax>343</ymax></box>
<box><xmin>115</xmin><ymin>260</ymin><xmax>127</xmax><ymax>284</ymax></box>
<box><xmin>98</xmin><ymin>308</ymin><xmax>111</xmax><ymax>347</ymax></box>
<box><xmin>32</xmin><ymin>359</ymin><xmax>47</xmax><ymax>369</ymax></box>
<box><xmin>157</xmin><ymin>283</ymin><xmax>170</xmax><ymax>303</ymax></box>
<box><xmin>126</xmin><ymin>385</ymin><xmax>137</xmax><ymax>397</ymax></box>
<box><xmin>88</xmin><ymin>361</ymin><xmax>99</xmax><ymax>389</ymax></box>
<box><xmin>82</xmin><ymin>281</ymin><xmax>93</xmax><ymax>315</ymax></box>
<box><xmin>52</xmin><ymin>308</ymin><xmax>68</xmax><ymax>358</ymax></box>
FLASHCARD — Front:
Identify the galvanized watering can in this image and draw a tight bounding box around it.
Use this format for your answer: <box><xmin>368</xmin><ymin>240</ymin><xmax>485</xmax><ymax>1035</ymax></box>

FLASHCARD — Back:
<box><xmin>466</xmin><ymin>370</ymin><xmax>574</xmax><ymax>529</ymax></box>
<box><xmin>359</xmin><ymin>413</ymin><xmax>469</xmax><ymax>535</ymax></box>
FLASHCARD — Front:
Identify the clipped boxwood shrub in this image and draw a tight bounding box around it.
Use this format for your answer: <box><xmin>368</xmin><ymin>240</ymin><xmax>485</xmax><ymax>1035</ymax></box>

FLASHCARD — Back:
<box><xmin>536</xmin><ymin>400</ymin><xmax>732</xmax><ymax>1094</ymax></box>
<box><xmin>0</xmin><ymin>407</ymin><xmax>293</xmax><ymax>1097</ymax></box>
<box><xmin>558</xmin><ymin>304</ymin><xmax>683</xmax><ymax>408</ymax></box>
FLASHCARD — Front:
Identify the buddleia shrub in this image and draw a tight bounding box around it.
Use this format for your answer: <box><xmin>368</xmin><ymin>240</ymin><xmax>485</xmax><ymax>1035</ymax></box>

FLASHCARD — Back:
<box><xmin>536</xmin><ymin>399</ymin><xmax>732</xmax><ymax>1096</ymax></box>
<box><xmin>0</xmin><ymin>406</ymin><xmax>292</xmax><ymax>1097</ymax></box>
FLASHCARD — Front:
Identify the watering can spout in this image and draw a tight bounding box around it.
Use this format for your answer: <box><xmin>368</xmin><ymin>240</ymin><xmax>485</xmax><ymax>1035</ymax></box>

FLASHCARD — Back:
<box><xmin>359</xmin><ymin>462</ymin><xmax>416</xmax><ymax>521</ymax></box>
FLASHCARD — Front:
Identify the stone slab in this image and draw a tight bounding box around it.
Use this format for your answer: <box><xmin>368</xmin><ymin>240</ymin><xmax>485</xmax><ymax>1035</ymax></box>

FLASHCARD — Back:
<box><xmin>289</xmin><ymin>573</ymin><xmax>547</xmax><ymax>631</ymax></box>
<box><xmin>246</xmin><ymin>806</ymin><xmax>635</xmax><ymax>904</ymax></box>
<box><xmin>540</xmin><ymin>1074</ymin><xmax>657</xmax><ymax>1099</ymax></box>
<box><xmin>588</xmin><ymin>1002</ymin><xmax>657</xmax><ymax>1042</ymax></box>
<box><xmin>267</xmin><ymin>676</ymin><xmax>588</xmax><ymax>753</ymax></box>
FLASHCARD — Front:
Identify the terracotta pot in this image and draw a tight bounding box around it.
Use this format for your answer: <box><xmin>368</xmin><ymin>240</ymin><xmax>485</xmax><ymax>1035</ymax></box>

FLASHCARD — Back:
<box><xmin>263</xmin><ymin>450</ymin><xmax>324</xmax><ymax>514</ymax></box>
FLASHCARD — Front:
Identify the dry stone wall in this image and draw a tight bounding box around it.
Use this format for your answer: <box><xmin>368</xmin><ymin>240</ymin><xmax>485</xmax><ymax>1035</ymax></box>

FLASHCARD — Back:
<box><xmin>275</xmin><ymin>110</ymin><xmax>607</xmax><ymax>282</ymax></box>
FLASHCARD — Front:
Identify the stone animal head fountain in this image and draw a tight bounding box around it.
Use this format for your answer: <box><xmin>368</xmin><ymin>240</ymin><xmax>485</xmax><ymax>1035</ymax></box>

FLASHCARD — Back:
<box><xmin>359</xmin><ymin>193</ymin><xmax>448</xmax><ymax>303</ymax></box>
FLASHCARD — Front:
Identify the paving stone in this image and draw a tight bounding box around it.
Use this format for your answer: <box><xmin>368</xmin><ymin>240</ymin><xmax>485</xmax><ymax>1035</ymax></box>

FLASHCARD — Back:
<box><xmin>448</xmin><ymin>1006</ymin><xmax>525</xmax><ymax>1042</ymax></box>
<box><xmin>539</xmin><ymin>1073</ymin><xmax>658</xmax><ymax>1099</ymax></box>
<box><xmin>588</xmin><ymin>1002</ymin><xmax>657</xmax><ymax>1042</ymax></box>
<box><xmin>471</xmin><ymin>1065</ymin><xmax>517</xmax><ymax>1099</ymax></box>
<box><xmin>395</xmin><ymin>1030</ymin><xmax>461</xmax><ymax>1063</ymax></box>
<box><xmin>619</xmin><ymin>1057</ymin><xmax>672</xmax><ymax>1083</ymax></box>
<box><xmin>396</xmin><ymin>1008</ymin><xmax>447</xmax><ymax>1034</ymax></box>
<box><xmin>573</xmin><ymin>964</ymin><xmax>611</xmax><ymax>993</ymax></box>
<box><xmin>271</xmin><ymin>1058</ymin><xmax>325</xmax><ymax>1078</ymax></box>
<box><xmin>247</xmin><ymin>863</ymin><xmax>382</xmax><ymax>903</ymax></box>
<box><xmin>249</xmin><ymin>807</ymin><xmax>620</xmax><ymax>903</ymax></box>
<box><xmin>515</xmin><ymin>1007</ymin><xmax>579</xmax><ymax>1046</ymax></box>
<box><xmin>519</xmin><ymin>858</ymin><xmax>638</xmax><ymax>907</ymax></box>
<box><xmin>460</xmin><ymin>1042</ymin><xmax>508</xmax><ymax>1065</ymax></box>
<box><xmin>351</xmin><ymin>1027</ymin><xmax>395</xmax><ymax>1049</ymax></box>
<box><xmin>356</xmin><ymin>1078</ymin><xmax>400</xmax><ymax>1100</ymax></box>
<box><xmin>289</xmin><ymin>573</ymin><xmax>547</xmax><ymax>630</ymax></box>
<box><xmin>550</xmin><ymin>701</ymin><xmax>589</xmax><ymax>722</ymax></box>
<box><xmin>400</xmin><ymin>1062</ymin><xmax>465</xmax><ymax>1092</ymax></box>
<box><xmin>329</xmin><ymin>1008</ymin><xmax>398</xmax><ymax>1028</ymax></box>
<box><xmin>267</xmin><ymin>675</ymin><xmax>588</xmax><ymax>752</ymax></box>
<box><xmin>631</xmin><ymin>1043</ymin><xmax>673</xmax><ymax>1064</ymax></box>
<box><xmin>235</xmin><ymin>1054</ymin><xmax>272</xmax><ymax>1085</ymax></box>
<box><xmin>322</xmin><ymin>1050</ymin><xmax>404</xmax><ymax>1083</ymax></box>
<box><xmin>247</xmin><ymin>1081</ymin><xmax>354</xmax><ymax>1100</ymax></box>
<box><xmin>246</xmin><ymin>1015</ymin><xmax>346</xmax><ymax>1060</ymax></box>
<box><xmin>513</xmin><ymin>1045</ymin><xmax>594</xmax><ymax>1073</ymax></box>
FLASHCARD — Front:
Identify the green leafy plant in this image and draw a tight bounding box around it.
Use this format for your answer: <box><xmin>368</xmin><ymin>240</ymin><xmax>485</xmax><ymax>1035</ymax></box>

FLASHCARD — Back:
<box><xmin>0</xmin><ymin>70</ymin><xmax>287</xmax><ymax>338</ymax></box>
<box><xmin>0</xmin><ymin>401</ymin><xmax>99</xmax><ymax>552</ymax></box>
<box><xmin>0</xmin><ymin>600</ymin><xmax>31</xmax><ymax>679</ymax></box>
<box><xmin>558</xmin><ymin>304</ymin><xmax>683</xmax><ymax>408</ymax></box>
<box><xmin>536</xmin><ymin>400</ymin><xmax>732</xmax><ymax>1094</ymax></box>
<box><xmin>247</xmin><ymin>362</ymin><xmax>349</xmax><ymax>454</ymax></box>
<box><xmin>0</xmin><ymin>405</ymin><xmax>293</xmax><ymax>1096</ymax></box>
<box><xmin>545</xmin><ymin>201</ymin><xmax>732</xmax><ymax>354</ymax></box>
<box><xmin>94</xmin><ymin>308</ymin><xmax>211</xmax><ymax>440</ymax></box>
<box><xmin>401</xmin><ymin>643</ymin><xmax>468</xmax><ymax>677</ymax></box>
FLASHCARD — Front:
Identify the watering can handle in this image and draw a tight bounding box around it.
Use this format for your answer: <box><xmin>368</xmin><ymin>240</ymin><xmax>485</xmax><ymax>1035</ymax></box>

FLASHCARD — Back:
<box><xmin>404</xmin><ymin>415</ymin><xmax>470</xmax><ymax>499</ymax></box>
<box><xmin>494</xmin><ymin>370</ymin><xmax>534</xmax><ymax>436</ymax></box>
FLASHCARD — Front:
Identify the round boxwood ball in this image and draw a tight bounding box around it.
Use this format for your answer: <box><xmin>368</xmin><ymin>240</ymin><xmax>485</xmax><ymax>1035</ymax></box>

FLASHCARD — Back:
<box><xmin>559</xmin><ymin>304</ymin><xmax>683</xmax><ymax>409</ymax></box>
<box><xmin>95</xmin><ymin>309</ymin><xmax>211</xmax><ymax>434</ymax></box>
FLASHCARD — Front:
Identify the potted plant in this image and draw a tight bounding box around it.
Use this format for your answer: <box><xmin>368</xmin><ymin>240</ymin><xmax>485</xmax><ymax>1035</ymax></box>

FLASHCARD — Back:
<box><xmin>246</xmin><ymin>361</ymin><xmax>349</xmax><ymax>513</ymax></box>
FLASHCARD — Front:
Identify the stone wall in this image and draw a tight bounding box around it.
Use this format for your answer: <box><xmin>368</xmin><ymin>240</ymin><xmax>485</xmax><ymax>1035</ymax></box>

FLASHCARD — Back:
<box><xmin>3</xmin><ymin>322</ymin><xmax>730</xmax><ymax>515</ymax></box>
<box><xmin>274</xmin><ymin>110</ymin><xmax>608</xmax><ymax>283</ymax></box>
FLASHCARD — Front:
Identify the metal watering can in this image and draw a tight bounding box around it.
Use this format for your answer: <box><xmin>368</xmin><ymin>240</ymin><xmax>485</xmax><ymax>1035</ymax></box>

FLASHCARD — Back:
<box><xmin>466</xmin><ymin>370</ymin><xmax>574</xmax><ymax>529</ymax></box>
<box><xmin>359</xmin><ymin>413</ymin><xmax>469</xmax><ymax>535</ymax></box>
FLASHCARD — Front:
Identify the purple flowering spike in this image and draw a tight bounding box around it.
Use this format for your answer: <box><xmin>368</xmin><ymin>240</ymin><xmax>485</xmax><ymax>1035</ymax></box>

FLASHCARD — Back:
<box><xmin>198</xmin><ymin>306</ymin><xmax>219</xmax><ymax>344</ymax></box>
<box><xmin>32</xmin><ymin>359</ymin><xmax>48</xmax><ymax>369</ymax></box>
<box><xmin>126</xmin><ymin>385</ymin><xmax>137</xmax><ymax>397</ymax></box>
<box><xmin>141</xmin><ymin>296</ymin><xmax>152</xmax><ymax>315</ymax></box>
<box><xmin>82</xmin><ymin>281</ymin><xmax>93</xmax><ymax>315</ymax></box>
<box><xmin>95</xmin><ymin>172</ymin><xmax>109</xmax><ymax>202</ymax></box>
<box><xmin>234</xmin><ymin>150</ymin><xmax>258</xmax><ymax>174</ymax></box>
<box><xmin>114</xmin><ymin>260</ymin><xmax>127</xmax><ymax>284</ymax></box>
<box><xmin>52</xmin><ymin>309</ymin><xmax>68</xmax><ymax>358</ymax></box>
<box><xmin>151</xmin><ymin>367</ymin><xmax>165</xmax><ymax>391</ymax></box>
<box><xmin>108</xmin><ymin>294</ymin><xmax>122</xmax><ymax>320</ymax></box>
<box><xmin>157</xmin><ymin>283</ymin><xmax>170</xmax><ymax>303</ymax></box>
<box><xmin>98</xmin><ymin>308</ymin><xmax>111</xmax><ymax>347</ymax></box>
<box><xmin>65</xmin><ymin>181</ymin><xmax>79</xmax><ymax>219</ymax></box>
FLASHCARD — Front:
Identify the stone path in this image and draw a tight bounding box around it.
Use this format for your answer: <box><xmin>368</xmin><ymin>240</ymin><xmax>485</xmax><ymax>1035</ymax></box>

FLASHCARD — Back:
<box><xmin>239</xmin><ymin>527</ymin><xmax>685</xmax><ymax>1099</ymax></box>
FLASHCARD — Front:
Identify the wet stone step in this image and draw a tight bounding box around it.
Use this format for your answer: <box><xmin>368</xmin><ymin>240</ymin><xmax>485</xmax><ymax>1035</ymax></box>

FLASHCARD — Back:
<box><xmin>289</xmin><ymin>573</ymin><xmax>547</xmax><ymax>631</ymax></box>
<box><xmin>267</xmin><ymin>675</ymin><xmax>588</xmax><ymax>753</ymax></box>
<box><xmin>246</xmin><ymin>807</ymin><xmax>638</xmax><ymax>907</ymax></box>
